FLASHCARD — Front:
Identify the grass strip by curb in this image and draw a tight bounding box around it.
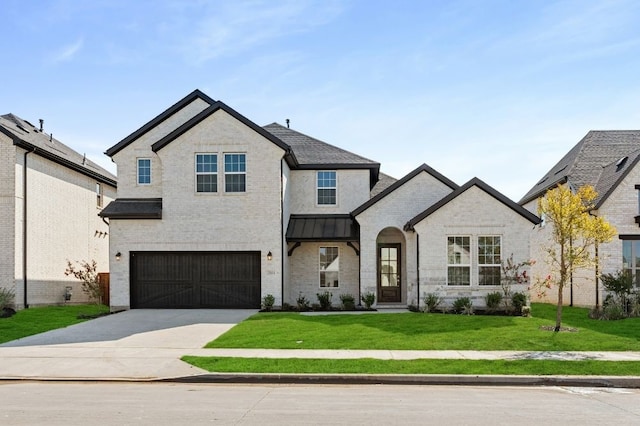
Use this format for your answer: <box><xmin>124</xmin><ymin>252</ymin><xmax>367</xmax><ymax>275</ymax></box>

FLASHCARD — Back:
<box><xmin>182</xmin><ymin>356</ymin><xmax>640</xmax><ymax>376</ymax></box>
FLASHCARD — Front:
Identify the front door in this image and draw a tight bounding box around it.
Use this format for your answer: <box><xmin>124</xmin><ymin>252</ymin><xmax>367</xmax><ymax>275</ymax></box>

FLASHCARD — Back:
<box><xmin>378</xmin><ymin>244</ymin><xmax>401</xmax><ymax>303</ymax></box>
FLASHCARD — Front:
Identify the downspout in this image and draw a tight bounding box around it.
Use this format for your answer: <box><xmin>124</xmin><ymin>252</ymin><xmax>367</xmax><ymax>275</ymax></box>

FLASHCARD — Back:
<box><xmin>280</xmin><ymin>159</ymin><xmax>285</xmax><ymax>308</ymax></box>
<box><xmin>594</xmin><ymin>243</ymin><xmax>599</xmax><ymax>309</ymax></box>
<box><xmin>416</xmin><ymin>233</ymin><xmax>420</xmax><ymax>309</ymax></box>
<box><xmin>22</xmin><ymin>147</ymin><xmax>35</xmax><ymax>309</ymax></box>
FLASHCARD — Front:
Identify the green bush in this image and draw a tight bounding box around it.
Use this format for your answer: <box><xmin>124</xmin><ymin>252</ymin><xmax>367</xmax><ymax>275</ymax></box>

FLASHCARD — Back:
<box><xmin>261</xmin><ymin>294</ymin><xmax>275</xmax><ymax>311</ymax></box>
<box><xmin>511</xmin><ymin>292</ymin><xmax>528</xmax><ymax>315</ymax></box>
<box><xmin>484</xmin><ymin>292</ymin><xmax>503</xmax><ymax>312</ymax></box>
<box><xmin>0</xmin><ymin>287</ymin><xmax>15</xmax><ymax>309</ymax></box>
<box><xmin>361</xmin><ymin>292</ymin><xmax>376</xmax><ymax>310</ymax></box>
<box><xmin>296</xmin><ymin>294</ymin><xmax>310</xmax><ymax>312</ymax></box>
<box><xmin>316</xmin><ymin>291</ymin><xmax>333</xmax><ymax>310</ymax></box>
<box><xmin>339</xmin><ymin>294</ymin><xmax>355</xmax><ymax>310</ymax></box>
<box><xmin>453</xmin><ymin>297</ymin><xmax>473</xmax><ymax>315</ymax></box>
<box><xmin>423</xmin><ymin>293</ymin><xmax>442</xmax><ymax>313</ymax></box>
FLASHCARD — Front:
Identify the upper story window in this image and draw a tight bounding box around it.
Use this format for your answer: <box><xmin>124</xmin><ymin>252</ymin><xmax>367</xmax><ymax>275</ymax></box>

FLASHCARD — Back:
<box><xmin>137</xmin><ymin>158</ymin><xmax>151</xmax><ymax>185</ymax></box>
<box><xmin>195</xmin><ymin>154</ymin><xmax>218</xmax><ymax>193</ymax></box>
<box><xmin>478</xmin><ymin>236</ymin><xmax>501</xmax><ymax>285</ymax></box>
<box><xmin>224</xmin><ymin>153</ymin><xmax>246</xmax><ymax>193</ymax></box>
<box><xmin>317</xmin><ymin>171</ymin><xmax>336</xmax><ymax>205</ymax></box>
<box><xmin>447</xmin><ymin>236</ymin><xmax>471</xmax><ymax>285</ymax></box>
<box><xmin>96</xmin><ymin>183</ymin><xmax>103</xmax><ymax>207</ymax></box>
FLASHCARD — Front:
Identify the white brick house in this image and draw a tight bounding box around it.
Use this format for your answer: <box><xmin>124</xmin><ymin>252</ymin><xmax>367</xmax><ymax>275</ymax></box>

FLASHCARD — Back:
<box><xmin>101</xmin><ymin>90</ymin><xmax>539</xmax><ymax>311</ymax></box>
<box><xmin>0</xmin><ymin>114</ymin><xmax>116</xmax><ymax>309</ymax></box>
<box><xmin>521</xmin><ymin>131</ymin><xmax>640</xmax><ymax>307</ymax></box>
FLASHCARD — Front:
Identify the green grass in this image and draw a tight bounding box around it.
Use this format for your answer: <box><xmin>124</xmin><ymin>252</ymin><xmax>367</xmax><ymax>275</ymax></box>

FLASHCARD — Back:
<box><xmin>0</xmin><ymin>304</ymin><xmax>109</xmax><ymax>344</ymax></box>
<box><xmin>205</xmin><ymin>303</ymin><xmax>640</xmax><ymax>351</ymax></box>
<box><xmin>182</xmin><ymin>356</ymin><xmax>640</xmax><ymax>376</ymax></box>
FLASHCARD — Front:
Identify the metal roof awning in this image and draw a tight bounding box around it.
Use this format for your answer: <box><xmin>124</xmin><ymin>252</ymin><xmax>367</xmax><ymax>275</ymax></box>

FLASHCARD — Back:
<box><xmin>286</xmin><ymin>214</ymin><xmax>359</xmax><ymax>242</ymax></box>
<box><xmin>99</xmin><ymin>198</ymin><xmax>162</xmax><ymax>219</ymax></box>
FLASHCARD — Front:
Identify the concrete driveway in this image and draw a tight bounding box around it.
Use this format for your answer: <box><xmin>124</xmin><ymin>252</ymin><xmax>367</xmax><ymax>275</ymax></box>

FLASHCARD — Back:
<box><xmin>0</xmin><ymin>309</ymin><xmax>257</xmax><ymax>381</ymax></box>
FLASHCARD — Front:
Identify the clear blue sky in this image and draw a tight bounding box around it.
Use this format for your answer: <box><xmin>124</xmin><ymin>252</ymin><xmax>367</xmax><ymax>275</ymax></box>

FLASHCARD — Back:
<box><xmin>4</xmin><ymin>0</ymin><xmax>640</xmax><ymax>200</ymax></box>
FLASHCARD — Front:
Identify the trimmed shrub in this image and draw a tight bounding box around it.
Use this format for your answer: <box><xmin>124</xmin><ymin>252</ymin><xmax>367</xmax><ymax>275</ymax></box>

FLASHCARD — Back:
<box><xmin>423</xmin><ymin>293</ymin><xmax>442</xmax><ymax>313</ymax></box>
<box><xmin>485</xmin><ymin>292</ymin><xmax>503</xmax><ymax>313</ymax></box>
<box><xmin>361</xmin><ymin>292</ymin><xmax>376</xmax><ymax>310</ymax></box>
<box><xmin>339</xmin><ymin>294</ymin><xmax>356</xmax><ymax>310</ymax></box>
<box><xmin>261</xmin><ymin>294</ymin><xmax>275</xmax><ymax>311</ymax></box>
<box><xmin>453</xmin><ymin>296</ymin><xmax>473</xmax><ymax>315</ymax></box>
<box><xmin>316</xmin><ymin>291</ymin><xmax>333</xmax><ymax>310</ymax></box>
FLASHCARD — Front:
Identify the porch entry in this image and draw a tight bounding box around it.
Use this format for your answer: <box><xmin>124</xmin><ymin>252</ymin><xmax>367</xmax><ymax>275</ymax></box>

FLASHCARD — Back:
<box><xmin>377</xmin><ymin>243</ymin><xmax>401</xmax><ymax>303</ymax></box>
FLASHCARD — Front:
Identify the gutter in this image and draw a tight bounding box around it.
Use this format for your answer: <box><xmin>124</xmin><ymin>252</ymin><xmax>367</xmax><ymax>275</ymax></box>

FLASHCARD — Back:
<box><xmin>22</xmin><ymin>147</ymin><xmax>35</xmax><ymax>309</ymax></box>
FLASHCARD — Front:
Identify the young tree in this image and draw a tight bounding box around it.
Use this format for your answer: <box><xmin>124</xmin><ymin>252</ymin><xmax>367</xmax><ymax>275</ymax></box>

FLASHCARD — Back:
<box><xmin>537</xmin><ymin>184</ymin><xmax>616</xmax><ymax>331</ymax></box>
<box><xmin>64</xmin><ymin>259</ymin><xmax>103</xmax><ymax>304</ymax></box>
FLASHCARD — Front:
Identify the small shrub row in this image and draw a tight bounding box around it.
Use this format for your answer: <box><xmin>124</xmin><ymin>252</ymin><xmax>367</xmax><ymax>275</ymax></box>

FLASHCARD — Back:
<box><xmin>262</xmin><ymin>291</ymin><xmax>376</xmax><ymax>312</ymax></box>
<box><xmin>417</xmin><ymin>292</ymin><xmax>530</xmax><ymax>316</ymax></box>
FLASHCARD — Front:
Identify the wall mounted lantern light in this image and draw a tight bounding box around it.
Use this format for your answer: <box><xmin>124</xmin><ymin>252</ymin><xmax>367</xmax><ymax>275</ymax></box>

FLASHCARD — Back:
<box><xmin>267</xmin><ymin>251</ymin><xmax>273</xmax><ymax>261</ymax></box>
<box><xmin>115</xmin><ymin>252</ymin><xmax>122</xmax><ymax>261</ymax></box>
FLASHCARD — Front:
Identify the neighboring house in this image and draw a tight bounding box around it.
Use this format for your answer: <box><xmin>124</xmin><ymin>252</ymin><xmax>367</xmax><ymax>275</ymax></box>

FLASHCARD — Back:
<box><xmin>0</xmin><ymin>114</ymin><xmax>117</xmax><ymax>309</ymax></box>
<box><xmin>100</xmin><ymin>90</ymin><xmax>539</xmax><ymax>311</ymax></box>
<box><xmin>520</xmin><ymin>130</ymin><xmax>640</xmax><ymax>307</ymax></box>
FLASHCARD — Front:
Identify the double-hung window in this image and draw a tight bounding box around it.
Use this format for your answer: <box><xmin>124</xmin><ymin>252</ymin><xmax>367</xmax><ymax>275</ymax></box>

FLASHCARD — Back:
<box><xmin>319</xmin><ymin>246</ymin><xmax>339</xmax><ymax>287</ymax></box>
<box><xmin>224</xmin><ymin>154</ymin><xmax>246</xmax><ymax>193</ymax></box>
<box><xmin>195</xmin><ymin>154</ymin><xmax>218</xmax><ymax>193</ymax></box>
<box><xmin>137</xmin><ymin>158</ymin><xmax>151</xmax><ymax>185</ymax></box>
<box><xmin>478</xmin><ymin>236</ymin><xmax>501</xmax><ymax>285</ymax></box>
<box><xmin>317</xmin><ymin>171</ymin><xmax>336</xmax><ymax>205</ymax></box>
<box><xmin>447</xmin><ymin>236</ymin><xmax>470</xmax><ymax>285</ymax></box>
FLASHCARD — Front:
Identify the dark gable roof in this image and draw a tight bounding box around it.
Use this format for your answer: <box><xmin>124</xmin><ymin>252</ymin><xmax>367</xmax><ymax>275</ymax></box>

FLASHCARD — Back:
<box><xmin>406</xmin><ymin>177</ymin><xmax>540</xmax><ymax>230</ymax></box>
<box><xmin>286</xmin><ymin>214</ymin><xmax>359</xmax><ymax>242</ymax></box>
<box><xmin>263</xmin><ymin>123</ymin><xmax>380</xmax><ymax>186</ymax></box>
<box><xmin>105</xmin><ymin>89</ymin><xmax>216</xmax><ymax>157</ymax></box>
<box><xmin>0</xmin><ymin>113</ymin><xmax>117</xmax><ymax>187</ymax></box>
<box><xmin>352</xmin><ymin>163</ymin><xmax>458</xmax><ymax>217</ymax></box>
<box><xmin>106</xmin><ymin>90</ymin><xmax>297</xmax><ymax>167</ymax></box>
<box><xmin>520</xmin><ymin>130</ymin><xmax>640</xmax><ymax>206</ymax></box>
<box><xmin>98</xmin><ymin>198</ymin><xmax>162</xmax><ymax>219</ymax></box>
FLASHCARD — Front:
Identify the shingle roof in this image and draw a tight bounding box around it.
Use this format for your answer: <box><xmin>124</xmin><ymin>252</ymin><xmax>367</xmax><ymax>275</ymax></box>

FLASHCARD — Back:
<box><xmin>0</xmin><ymin>113</ymin><xmax>117</xmax><ymax>186</ymax></box>
<box><xmin>370</xmin><ymin>172</ymin><xmax>397</xmax><ymax>198</ymax></box>
<box><xmin>263</xmin><ymin>123</ymin><xmax>378</xmax><ymax>166</ymax></box>
<box><xmin>520</xmin><ymin>130</ymin><xmax>640</xmax><ymax>206</ymax></box>
<box><xmin>406</xmin><ymin>177</ymin><xmax>540</xmax><ymax>230</ymax></box>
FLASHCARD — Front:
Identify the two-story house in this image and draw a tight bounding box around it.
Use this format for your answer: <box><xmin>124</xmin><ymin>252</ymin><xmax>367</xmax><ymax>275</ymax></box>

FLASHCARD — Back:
<box><xmin>521</xmin><ymin>130</ymin><xmax>640</xmax><ymax>307</ymax></box>
<box><xmin>0</xmin><ymin>114</ymin><xmax>116</xmax><ymax>309</ymax></box>
<box><xmin>100</xmin><ymin>90</ymin><xmax>539</xmax><ymax>311</ymax></box>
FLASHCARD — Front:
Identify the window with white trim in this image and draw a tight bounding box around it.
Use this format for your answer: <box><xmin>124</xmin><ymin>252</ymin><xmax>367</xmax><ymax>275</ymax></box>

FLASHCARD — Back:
<box><xmin>320</xmin><ymin>246</ymin><xmax>339</xmax><ymax>288</ymax></box>
<box><xmin>478</xmin><ymin>236</ymin><xmax>501</xmax><ymax>285</ymax></box>
<box><xmin>447</xmin><ymin>236</ymin><xmax>470</xmax><ymax>286</ymax></box>
<box><xmin>137</xmin><ymin>158</ymin><xmax>151</xmax><ymax>185</ymax></box>
<box><xmin>195</xmin><ymin>154</ymin><xmax>217</xmax><ymax>193</ymax></box>
<box><xmin>224</xmin><ymin>153</ymin><xmax>246</xmax><ymax>193</ymax></box>
<box><xmin>317</xmin><ymin>171</ymin><xmax>336</xmax><ymax>205</ymax></box>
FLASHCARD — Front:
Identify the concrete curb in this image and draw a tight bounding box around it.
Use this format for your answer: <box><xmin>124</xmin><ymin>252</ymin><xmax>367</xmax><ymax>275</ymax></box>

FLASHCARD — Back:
<box><xmin>164</xmin><ymin>373</ymin><xmax>640</xmax><ymax>388</ymax></box>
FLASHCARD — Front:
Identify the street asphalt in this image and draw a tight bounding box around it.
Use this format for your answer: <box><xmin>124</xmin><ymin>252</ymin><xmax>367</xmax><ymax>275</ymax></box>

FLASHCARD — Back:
<box><xmin>1</xmin><ymin>309</ymin><xmax>639</xmax><ymax>387</ymax></box>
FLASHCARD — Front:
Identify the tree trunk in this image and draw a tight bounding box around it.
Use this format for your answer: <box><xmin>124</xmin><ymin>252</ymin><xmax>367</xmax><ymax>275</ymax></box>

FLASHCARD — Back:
<box><xmin>555</xmin><ymin>286</ymin><xmax>563</xmax><ymax>332</ymax></box>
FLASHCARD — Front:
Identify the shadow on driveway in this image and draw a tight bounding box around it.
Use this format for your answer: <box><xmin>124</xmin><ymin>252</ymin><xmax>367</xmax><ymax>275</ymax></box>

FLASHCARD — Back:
<box><xmin>0</xmin><ymin>309</ymin><xmax>257</xmax><ymax>347</ymax></box>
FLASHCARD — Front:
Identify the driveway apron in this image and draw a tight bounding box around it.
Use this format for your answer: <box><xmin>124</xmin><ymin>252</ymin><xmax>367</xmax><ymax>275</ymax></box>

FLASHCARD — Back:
<box><xmin>0</xmin><ymin>309</ymin><xmax>257</xmax><ymax>381</ymax></box>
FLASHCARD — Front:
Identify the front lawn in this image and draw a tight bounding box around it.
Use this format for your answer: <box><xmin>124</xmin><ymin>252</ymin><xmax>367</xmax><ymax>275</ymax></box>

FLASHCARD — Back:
<box><xmin>205</xmin><ymin>303</ymin><xmax>640</xmax><ymax>351</ymax></box>
<box><xmin>0</xmin><ymin>304</ymin><xmax>109</xmax><ymax>344</ymax></box>
<box><xmin>182</xmin><ymin>356</ymin><xmax>640</xmax><ymax>376</ymax></box>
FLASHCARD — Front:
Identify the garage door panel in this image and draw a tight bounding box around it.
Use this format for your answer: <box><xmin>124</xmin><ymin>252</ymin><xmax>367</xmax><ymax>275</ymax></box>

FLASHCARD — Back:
<box><xmin>131</xmin><ymin>251</ymin><xmax>261</xmax><ymax>309</ymax></box>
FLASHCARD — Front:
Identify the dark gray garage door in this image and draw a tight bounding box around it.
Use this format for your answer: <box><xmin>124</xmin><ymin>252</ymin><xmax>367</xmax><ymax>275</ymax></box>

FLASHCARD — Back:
<box><xmin>130</xmin><ymin>251</ymin><xmax>261</xmax><ymax>308</ymax></box>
